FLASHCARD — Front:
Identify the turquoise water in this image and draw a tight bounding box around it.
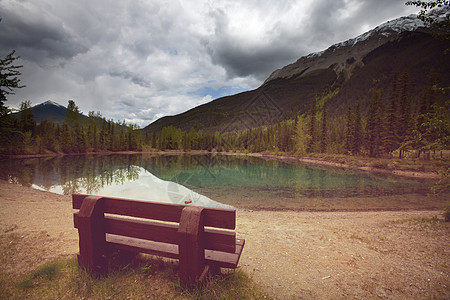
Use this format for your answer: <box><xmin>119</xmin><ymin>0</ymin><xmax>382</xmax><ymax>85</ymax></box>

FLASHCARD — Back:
<box><xmin>0</xmin><ymin>154</ymin><xmax>433</xmax><ymax>208</ymax></box>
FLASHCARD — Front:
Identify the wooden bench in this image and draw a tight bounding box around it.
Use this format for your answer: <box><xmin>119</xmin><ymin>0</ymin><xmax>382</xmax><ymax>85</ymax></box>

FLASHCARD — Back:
<box><xmin>72</xmin><ymin>194</ymin><xmax>245</xmax><ymax>285</ymax></box>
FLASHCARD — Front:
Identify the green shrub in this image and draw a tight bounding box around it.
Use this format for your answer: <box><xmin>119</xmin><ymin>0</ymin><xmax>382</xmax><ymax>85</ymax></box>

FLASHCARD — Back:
<box><xmin>369</xmin><ymin>159</ymin><xmax>388</xmax><ymax>168</ymax></box>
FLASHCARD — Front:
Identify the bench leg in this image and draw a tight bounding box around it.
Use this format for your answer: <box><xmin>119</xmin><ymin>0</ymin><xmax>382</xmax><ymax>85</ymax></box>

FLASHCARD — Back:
<box><xmin>178</xmin><ymin>206</ymin><xmax>205</xmax><ymax>286</ymax></box>
<box><xmin>77</xmin><ymin>196</ymin><xmax>107</xmax><ymax>276</ymax></box>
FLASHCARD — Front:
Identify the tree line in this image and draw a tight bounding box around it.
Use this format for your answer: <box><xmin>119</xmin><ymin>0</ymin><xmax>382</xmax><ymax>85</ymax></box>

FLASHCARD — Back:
<box><xmin>0</xmin><ymin>100</ymin><xmax>142</xmax><ymax>154</ymax></box>
<box><xmin>151</xmin><ymin>71</ymin><xmax>448</xmax><ymax>159</ymax></box>
<box><xmin>2</xmin><ymin>71</ymin><xmax>446</xmax><ymax>158</ymax></box>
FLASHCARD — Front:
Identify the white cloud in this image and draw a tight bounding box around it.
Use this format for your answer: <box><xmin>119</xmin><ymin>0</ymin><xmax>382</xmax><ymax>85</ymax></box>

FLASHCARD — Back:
<box><xmin>0</xmin><ymin>0</ymin><xmax>420</xmax><ymax>127</ymax></box>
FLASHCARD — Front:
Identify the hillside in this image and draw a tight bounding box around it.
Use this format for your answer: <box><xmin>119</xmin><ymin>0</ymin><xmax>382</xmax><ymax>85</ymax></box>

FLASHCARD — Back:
<box><xmin>143</xmin><ymin>10</ymin><xmax>450</xmax><ymax>135</ymax></box>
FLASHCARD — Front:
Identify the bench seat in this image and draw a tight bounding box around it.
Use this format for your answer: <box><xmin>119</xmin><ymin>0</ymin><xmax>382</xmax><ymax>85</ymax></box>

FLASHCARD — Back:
<box><xmin>107</xmin><ymin>234</ymin><xmax>245</xmax><ymax>268</ymax></box>
<box><xmin>72</xmin><ymin>194</ymin><xmax>245</xmax><ymax>285</ymax></box>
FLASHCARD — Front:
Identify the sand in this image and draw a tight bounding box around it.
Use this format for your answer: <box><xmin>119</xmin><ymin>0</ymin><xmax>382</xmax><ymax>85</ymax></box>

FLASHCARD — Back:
<box><xmin>0</xmin><ymin>180</ymin><xmax>448</xmax><ymax>299</ymax></box>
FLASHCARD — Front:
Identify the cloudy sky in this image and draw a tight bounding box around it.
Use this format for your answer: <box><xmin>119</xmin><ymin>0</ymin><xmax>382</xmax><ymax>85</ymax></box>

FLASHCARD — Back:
<box><xmin>0</xmin><ymin>0</ymin><xmax>419</xmax><ymax>127</ymax></box>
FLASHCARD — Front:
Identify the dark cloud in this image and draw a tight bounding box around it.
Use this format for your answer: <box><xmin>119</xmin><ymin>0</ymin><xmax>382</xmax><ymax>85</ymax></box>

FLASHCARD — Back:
<box><xmin>207</xmin><ymin>41</ymin><xmax>300</xmax><ymax>80</ymax></box>
<box><xmin>0</xmin><ymin>3</ymin><xmax>88</xmax><ymax>61</ymax></box>
<box><xmin>110</xmin><ymin>71</ymin><xmax>152</xmax><ymax>89</ymax></box>
<box><xmin>0</xmin><ymin>0</ymin><xmax>420</xmax><ymax>127</ymax></box>
<box><xmin>204</xmin><ymin>0</ymin><xmax>419</xmax><ymax>80</ymax></box>
<box><xmin>303</xmin><ymin>0</ymin><xmax>419</xmax><ymax>48</ymax></box>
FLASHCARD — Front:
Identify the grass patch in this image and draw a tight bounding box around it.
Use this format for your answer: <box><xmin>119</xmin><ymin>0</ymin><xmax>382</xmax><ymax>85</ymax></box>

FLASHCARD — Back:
<box><xmin>180</xmin><ymin>269</ymin><xmax>267</xmax><ymax>299</ymax></box>
<box><xmin>19</xmin><ymin>259</ymin><xmax>65</xmax><ymax>289</ymax></box>
<box><xmin>444</xmin><ymin>203</ymin><xmax>450</xmax><ymax>222</ymax></box>
<box><xmin>391</xmin><ymin>216</ymin><xmax>446</xmax><ymax>227</ymax></box>
<box><xmin>4</xmin><ymin>255</ymin><xmax>268</xmax><ymax>300</ymax></box>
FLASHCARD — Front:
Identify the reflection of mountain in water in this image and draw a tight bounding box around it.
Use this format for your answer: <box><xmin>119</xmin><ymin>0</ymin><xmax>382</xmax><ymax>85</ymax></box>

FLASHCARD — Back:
<box><xmin>0</xmin><ymin>154</ymin><xmax>431</xmax><ymax>203</ymax></box>
<box><xmin>0</xmin><ymin>155</ymin><xmax>141</xmax><ymax>193</ymax></box>
<box><xmin>145</xmin><ymin>155</ymin><xmax>431</xmax><ymax>198</ymax></box>
<box><xmin>0</xmin><ymin>155</ymin><xmax>232</xmax><ymax>209</ymax></box>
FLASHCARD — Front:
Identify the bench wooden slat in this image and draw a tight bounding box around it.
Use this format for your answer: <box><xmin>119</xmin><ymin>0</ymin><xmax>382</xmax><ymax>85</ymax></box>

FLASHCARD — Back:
<box><xmin>107</xmin><ymin>234</ymin><xmax>179</xmax><ymax>260</ymax></box>
<box><xmin>105</xmin><ymin>216</ymin><xmax>179</xmax><ymax>245</ymax></box>
<box><xmin>206</xmin><ymin>239</ymin><xmax>245</xmax><ymax>268</ymax></box>
<box><xmin>105</xmin><ymin>198</ymin><xmax>184</xmax><ymax>223</ymax></box>
<box><xmin>204</xmin><ymin>228</ymin><xmax>236</xmax><ymax>253</ymax></box>
<box><xmin>106</xmin><ymin>234</ymin><xmax>245</xmax><ymax>269</ymax></box>
<box><xmin>73</xmin><ymin>194</ymin><xmax>236</xmax><ymax>229</ymax></box>
<box><xmin>75</xmin><ymin>214</ymin><xmax>237</xmax><ymax>253</ymax></box>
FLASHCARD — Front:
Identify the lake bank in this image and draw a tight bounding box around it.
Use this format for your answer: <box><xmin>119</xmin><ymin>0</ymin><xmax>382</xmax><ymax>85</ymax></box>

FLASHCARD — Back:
<box><xmin>0</xmin><ymin>180</ymin><xmax>448</xmax><ymax>299</ymax></box>
<box><xmin>3</xmin><ymin>150</ymin><xmax>447</xmax><ymax>180</ymax></box>
<box><xmin>220</xmin><ymin>152</ymin><xmax>445</xmax><ymax>179</ymax></box>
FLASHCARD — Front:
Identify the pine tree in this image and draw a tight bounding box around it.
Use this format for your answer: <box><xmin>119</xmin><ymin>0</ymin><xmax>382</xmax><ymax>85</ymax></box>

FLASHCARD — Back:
<box><xmin>366</xmin><ymin>90</ymin><xmax>385</xmax><ymax>157</ymax></box>
<box><xmin>277</xmin><ymin>122</ymin><xmax>289</xmax><ymax>152</ymax></box>
<box><xmin>352</xmin><ymin>103</ymin><xmax>362</xmax><ymax>155</ymax></box>
<box><xmin>344</xmin><ymin>106</ymin><xmax>354</xmax><ymax>154</ymax></box>
<box><xmin>63</xmin><ymin>100</ymin><xmax>83</xmax><ymax>153</ymax></box>
<box><xmin>151</xmin><ymin>132</ymin><xmax>157</xmax><ymax>148</ymax></box>
<box><xmin>108</xmin><ymin>120</ymin><xmax>115</xmax><ymax>150</ymax></box>
<box><xmin>397</xmin><ymin>71</ymin><xmax>412</xmax><ymax>158</ymax></box>
<box><xmin>320</xmin><ymin>99</ymin><xmax>327</xmax><ymax>153</ymax></box>
<box><xmin>75</xmin><ymin>124</ymin><xmax>86</xmax><ymax>153</ymax></box>
<box><xmin>384</xmin><ymin>71</ymin><xmax>401</xmax><ymax>155</ymax></box>
<box><xmin>86</xmin><ymin>111</ymin><xmax>99</xmax><ymax>151</ymax></box>
<box><xmin>99</xmin><ymin>119</ymin><xmax>109</xmax><ymax>150</ymax></box>
<box><xmin>36</xmin><ymin>120</ymin><xmax>57</xmax><ymax>152</ymax></box>
<box><xmin>294</xmin><ymin>115</ymin><xmax>309</xmax><ymax>155</ymax></box>
<box><xmin>0</xmin><ymin>49</ymin><xmax>25</xmax><ymax>154</ymax></box>
<box><xmin>414</xmin><ymin>71</ymin><xmax>438</xmax><ymax>158</ymax></box>
<box><xmin>18</xmin><ymin>100</ymin><xmax>36</xmax><ymax>133</ymax></box>
<box><xmin>0</xmin><ymin>50</ymin><xmax>25</xmax><ymax>117</ymax></box>
<box><xmin>307</xmin><ymin>98</ymin><xmax>317</xmax><ymax>153</ymax></box>
<box><xmin>60</xmin><ymin>123</ymin><xmax>71</xmax><ymax>153</ymax></box>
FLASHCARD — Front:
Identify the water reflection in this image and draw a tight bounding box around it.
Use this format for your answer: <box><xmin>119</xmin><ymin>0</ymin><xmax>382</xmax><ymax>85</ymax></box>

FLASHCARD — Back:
<box><xmin>143</xmin><ymin>154</ymin><xmax>430</xmax><ymax>198</ymax></box>
<box><xmin>0</xmin><ymin>154</ymin><xmax>432</xmax><ymax>208</ymax></box>
<box><xmin>0</xmin><ymin>155</ymin><xmax>232</xmax><ymax>208</ymax></box>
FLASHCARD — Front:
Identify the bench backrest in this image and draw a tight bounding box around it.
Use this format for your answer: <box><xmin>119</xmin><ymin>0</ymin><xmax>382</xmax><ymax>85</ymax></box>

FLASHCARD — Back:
<box><xmin>73</xmin><ymin>194</ymin><xmax>237</xmax><ymax>253</ymax></box>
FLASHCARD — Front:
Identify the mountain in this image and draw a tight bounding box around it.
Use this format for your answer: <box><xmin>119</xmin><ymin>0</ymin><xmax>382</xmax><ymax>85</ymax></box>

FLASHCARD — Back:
<box><xmin>29</xmin><ymin>100</ymin><xmax>67</xmax><ymax>124</ymax></box>
<box><xmin>143</xmin><ymin>8</ymin><xmax>450</xmax><ymax>135</ymax></box>
<box><xmin>13</xmin><ymin>100</ymin><xmax>87</xmax><ymax>125</ymax></box>
<box><xmin>263</xmin><ymin>10</ymin><xmax>443</xmax><ymax>85</ymax></box>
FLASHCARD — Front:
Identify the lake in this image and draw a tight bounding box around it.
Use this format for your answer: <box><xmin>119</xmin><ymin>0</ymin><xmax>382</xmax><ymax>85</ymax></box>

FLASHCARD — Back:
<box><xmin>0</xmin><ymin>154</ymin><xmax>444</xmax><ymax>210</ymax></box>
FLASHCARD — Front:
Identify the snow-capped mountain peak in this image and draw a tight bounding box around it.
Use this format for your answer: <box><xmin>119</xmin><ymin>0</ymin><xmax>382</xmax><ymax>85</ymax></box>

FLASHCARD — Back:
<box><xmin>263</xmin><ymin>7</ymin><xmax>449</xmax><ymax>85</ymax></box>
<box><xmin>338</xmin><ymin>14</ymin><xmax>425</xmax><ymax>48</ymax></box>
<box><xmin>38</xmin><ymin>100</ymin><xmax>66</xmax><ymax>109</ymax></box>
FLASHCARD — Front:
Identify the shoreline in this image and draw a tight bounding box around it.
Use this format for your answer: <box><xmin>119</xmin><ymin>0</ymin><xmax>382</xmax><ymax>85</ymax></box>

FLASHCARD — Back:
<box><xmin>243</xmin><ymin>153</ymin><xmax>442</xmax><ymax>179</ymax></box>
<box><xmin>2</xmin><ymin>149</ymin><xmax>444</xmax><ymax>179</ymax></box>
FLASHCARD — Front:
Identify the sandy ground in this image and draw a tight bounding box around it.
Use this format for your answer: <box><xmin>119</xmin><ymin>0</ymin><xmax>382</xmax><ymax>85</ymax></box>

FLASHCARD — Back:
<box><xmin>0</xmin><ymin>180</ymin><xmax>449</xmax><ymax>299</ymax></box>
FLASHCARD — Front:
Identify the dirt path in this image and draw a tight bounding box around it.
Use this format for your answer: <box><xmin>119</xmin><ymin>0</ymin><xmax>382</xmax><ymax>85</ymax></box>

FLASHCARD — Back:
<box><xmin>238</xmin><ymin>210</ymin><xmax>449</xmax><ymax>299</ymax></box>
<box><xmin>0</xmin><ymin>180</ymin><xmax>448</xmax><ymax>299</ymax></box>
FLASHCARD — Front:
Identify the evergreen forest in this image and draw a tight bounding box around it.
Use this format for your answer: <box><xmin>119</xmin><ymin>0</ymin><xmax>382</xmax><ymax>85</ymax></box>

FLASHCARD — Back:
<box><xmin>0</xmin><ymin>71</ymin><xmax>448</xmax><ymax>159</ymax></box>
<box><xmin>0</xmin><ymin>100</ymin><xmax>142</xmax><ymax>154</ymax></box>
<box><xmin>147</xmin><ymin>71</ymin><xmax>448</xmax><ymax>159</ymax></box>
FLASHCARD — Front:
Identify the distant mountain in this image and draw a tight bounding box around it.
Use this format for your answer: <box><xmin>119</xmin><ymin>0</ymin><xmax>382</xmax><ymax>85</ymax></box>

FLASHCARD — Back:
<box><xmin>30</xmin><ymin>100</ymin><xmax>67</xmax><ymax>124</ymax></box>
<box><xmin>13</xmin><ymin>100</ymin><xmax>87</xmax><ymax>125</ymax></box>
<box><xmin>263</xmin><ymin>11</ymin><xmax>440</xmax><ymax>85</ymax></box>
<box><xmin>143</xmin><ymin>8</ymin><xmax>450</xmax><ymax>135</ymax></box>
